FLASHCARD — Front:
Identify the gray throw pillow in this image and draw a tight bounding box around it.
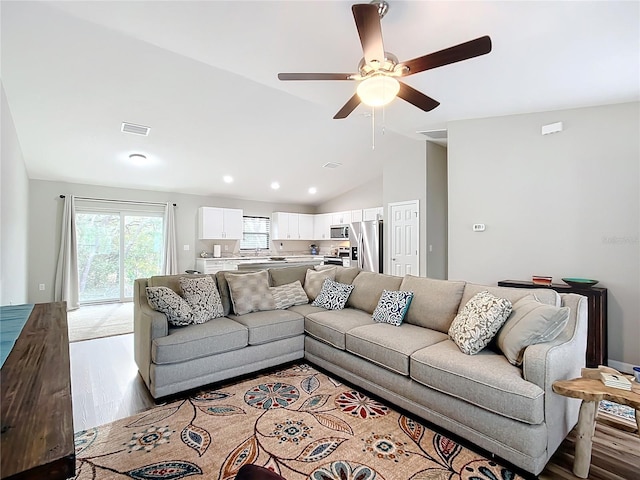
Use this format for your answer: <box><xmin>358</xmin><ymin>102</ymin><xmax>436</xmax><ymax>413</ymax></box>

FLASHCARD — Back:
<box><xmin>496</xmin><ymin>294</ymin><xmax>570</xmax><ymax>366</ymax></box>
<box><xmin>179</xmin><ymin>276</ymin><xmax>224</xmax><ymax>323</ymax></box>
<box><xmin>372</xmin><ymin>290</ymin><xmax>414</xmax><ymax>326</ymax></box>
<box><xmin>226</xmin><ymin>270</ymin><xmax>276</xmax><ymax>315</ymax></box>
<box><xmin>146</xmin><ymin>286</ymin><xmax>193</xmax><ymax>326</ymax></box>
<box><xmin>270</xmin><ymin>280</ymin><xmax>309</xmax><ymax>309</ymax></box>
<box><xmin>312</xmin><ymin>278</ymin><xmax>354</xmax><ymax>310</ymax></box>
<box><xmin>304</xmin><ymin>267</ymin><xmax>336</xmax><ymax>300</ymax></box>
<box><xmin>449</xmin><ymin>291</ymin><xmax>513</xmax><ymax>355</ymax></box>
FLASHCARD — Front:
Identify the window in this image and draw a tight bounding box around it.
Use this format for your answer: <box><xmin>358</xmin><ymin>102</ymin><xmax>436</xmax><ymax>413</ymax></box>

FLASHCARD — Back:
<box><xmin>240</xmin><ymin>216</ymin><xmax>270</xmax><ymax>250</ymax></box>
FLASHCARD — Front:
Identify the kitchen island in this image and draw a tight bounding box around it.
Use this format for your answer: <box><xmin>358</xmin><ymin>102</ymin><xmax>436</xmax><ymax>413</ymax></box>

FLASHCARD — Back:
<box><xmin>236</xmin><ymin>258</ymin><xmax>323</xmax><ymax>271</ymax></box>
<box><xmin>196</xmin><ymin>255</ymin><xmax>323</xmax><ymax>273</ymax></box>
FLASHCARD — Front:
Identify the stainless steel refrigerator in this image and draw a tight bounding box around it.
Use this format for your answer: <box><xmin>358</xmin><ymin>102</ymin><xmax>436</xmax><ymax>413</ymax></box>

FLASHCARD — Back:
<box><xmin>349</xmin><ymin>220</ymin><xmax>383</xmax><ymax>273</ymax></box>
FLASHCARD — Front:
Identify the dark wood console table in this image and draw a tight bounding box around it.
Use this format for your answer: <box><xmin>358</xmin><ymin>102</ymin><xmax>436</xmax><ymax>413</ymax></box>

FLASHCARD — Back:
<box><xmin>1</xmin><ymin>302</ymin><xmax>75</xmax><ymax>480</ymax></box>
<box><xmin>498</xmin><ymin>281</ymin><xmax>607</xmax><ymax>368</ymax></box>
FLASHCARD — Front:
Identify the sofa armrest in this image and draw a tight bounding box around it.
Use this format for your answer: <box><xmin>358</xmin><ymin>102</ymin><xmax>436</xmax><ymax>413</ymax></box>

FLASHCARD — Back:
<box><xmin>522</xmin><ymin>293</ymin><xmax>588</xmax><ymax>458</ymax></box>
<box><xmin>133</xmin><ymin>278</ymin><xmax>169</xmax><ymax>388</ymax></box>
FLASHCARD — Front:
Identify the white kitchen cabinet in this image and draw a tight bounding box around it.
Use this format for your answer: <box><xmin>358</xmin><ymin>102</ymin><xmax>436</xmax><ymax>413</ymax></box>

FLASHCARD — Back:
<box><xmin>198</xmin><ymin>207</ymin><xmax>243</xmax><ymax>240</ymax></box>
<box><xmin>298</xmin><ymin>214</ymin><xmax>315</xmax><ymax>240</ymax></box>
<box><xmin>351</xmin><ymin>209</ymin><xmax>363</xmax><ymax>222</ymax></box>
<box><xmin>363</xmin><ymin>207</ymin><xmax>384</xmax><ymax>221</ymax></box>
<box><xmin>313</xmin><ymin>213</ymin><xmax>332</xmax><ymax>240</ymax></box>
<box><xmin>331</xmin><ymin>211</ymin><xmax>352</xmax><ymax>226</ymax></box>
<box><xmin>272</xmin><ymin>212</ymin><xmax>317</xmax><ymax>240</ymax></box>
<box><xmin>195</xmin><ymin>258</ymin><xmax>239</xmax><ymax>274</ymax></box>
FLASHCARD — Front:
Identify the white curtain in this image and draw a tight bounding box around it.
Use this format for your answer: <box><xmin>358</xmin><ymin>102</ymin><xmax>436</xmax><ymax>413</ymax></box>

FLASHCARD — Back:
<box><xmin>162</xmin><ymin>203</ymin><xmax>178</xmax><ymax>274</ymax></box>
<box><xmin>54</xmin><ymin>195</ymin><xmax>79</xmax><ymax>310</ymax></box>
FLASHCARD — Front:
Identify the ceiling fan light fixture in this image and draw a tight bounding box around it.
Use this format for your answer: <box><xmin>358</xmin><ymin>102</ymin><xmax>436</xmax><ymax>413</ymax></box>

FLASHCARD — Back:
<box><xmin>357</xmin><ymin>75</ymin><xmax>399</xmax><ymax>107</ymax></box>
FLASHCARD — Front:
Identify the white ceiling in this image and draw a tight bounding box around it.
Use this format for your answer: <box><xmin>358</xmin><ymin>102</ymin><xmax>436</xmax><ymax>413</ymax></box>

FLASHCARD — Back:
<box><xmin>2</xmin><ymin>1</ymin><xmax>638</xmax><ymax>205</ymax></box>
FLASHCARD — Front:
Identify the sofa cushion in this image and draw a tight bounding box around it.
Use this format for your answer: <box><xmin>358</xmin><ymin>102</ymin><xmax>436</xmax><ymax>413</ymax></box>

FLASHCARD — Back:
<box><xmin>269</xmin><ymin>265</ymin><xmax>311</xmax><ymax>287</ymax></box>
<box><xmin>346</xmin><ymin>323</ymin><xmax>448</xmax><ymax>375</ymax></box>
<box><xmin>228</xmin><ymin>309</ymin><xmax>304</xmax><ymax>345</ymax></box>
<box><xmin>304</xmin><ymin>267</ymin><xmax>336</xmax><ymax>300</ymax></box>
<box><xmin>152</xmin><ymin>317</ymin><xmax>248</xmax><ymax>364</ymax></box>
<box><xmin>216</xmin><ymin>270</ymin><xmax>255</xmax><ymax>316</ymax></box>
<box><xmin>400</xmin><ymin>276</ymin><xmax>466</xmax><ymax>332</ymax></box>
<box><xmin>312</xmin><ymin>278</ymin><xmax>354</xmax><ymax>310</ymax></box>
<box><xmin>146</xmin><ymin>286</ymin><xmax>193</xmax><ymax>326</ymax></box>
<box><xmin>496</xmin><ymin>294</ymin><xmax>570</xmax><ymax>366</ymax></box>
<box><xmin>270</xmin><ymin>281</ymin><xmax>309</xmax><ymax>309</ymax></box>
<box><xmin>179</xmin><ymin>275</ymin><xmax>224</xmax><ymax>323</ymax></box>
<box><xmin>347</xmin><ymin>272</ymin><xmax>403</xmax><ymax>314</ymax></box>
<box><xmin>304</xmin><ymin>308</ymin><xmax>372</xmax><ymax>350</ymax></box>
<box><xmin>410</xmin><ymin>340</ymin><xmax>545</xmax><ymax>425</ymax></box>
<box><xmin>226</xmin><ymin>270</ymin><xmax>276</xmax><ymax>315</ymax></box>
<box><xmin>459</xmin><ymin>283</ymin><xmax>560</xmax><ymax>311</ymax></box>
<box><xmin>287</xmin><ymin>303</ymin><xmax>326</xmax><ymax>317</ymax></box>
<box><xmin>449</xmin><ymin>291</ymin><xmax>513</xmax><ymax>355</ymax></box>
<box><xmin>372</xmin><ymin>290</ymin><xmax>414</xmax><ymax>326</ymax></box>
<box><xmin>335</xmin><ymin>267</ymin><xmax>361</xmax><ymax>285</ymax></box>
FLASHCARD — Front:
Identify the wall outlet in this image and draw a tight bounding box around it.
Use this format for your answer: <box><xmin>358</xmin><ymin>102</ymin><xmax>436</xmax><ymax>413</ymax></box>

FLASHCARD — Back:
<box><xmin>224</xmin><ymin>245</ymin><xmax>228</xmax><ymax>251</ymax></box>
<box><xmin>183</xmin><ymin>244</ymin><xmax>190</xmax><ymax>251</ymax></box>
<box><xmin>39</xmin><ymin>283</ymin><xmax>45</xmax><ymax>291</ymax></box>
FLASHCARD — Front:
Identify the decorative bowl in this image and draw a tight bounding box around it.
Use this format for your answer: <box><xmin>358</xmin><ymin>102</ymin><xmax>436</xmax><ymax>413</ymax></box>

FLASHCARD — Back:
<box><xmin>561</xmin><ymin>278</ymin><xmax>599</xmax><ymax>288</ymax></box>
<box><xmin>269</xmin><ymin>257</ymin><xmax>286</xmax><ymax>261</ymax></box>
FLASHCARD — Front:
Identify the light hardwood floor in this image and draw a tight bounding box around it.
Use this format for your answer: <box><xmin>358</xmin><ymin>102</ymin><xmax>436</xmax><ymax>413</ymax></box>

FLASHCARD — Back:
<box><xmin>69</xmin><ymin>334</ymin><xmax>639</xmax><ymax>479</ymax></box>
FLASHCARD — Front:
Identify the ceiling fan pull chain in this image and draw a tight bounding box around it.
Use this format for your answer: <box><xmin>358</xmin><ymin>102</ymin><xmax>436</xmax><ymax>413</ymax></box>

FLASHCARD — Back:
<box><xmin>371</xmin><ymin>106</ymin><xmax>376</xmax><ymax>150</ymax></box>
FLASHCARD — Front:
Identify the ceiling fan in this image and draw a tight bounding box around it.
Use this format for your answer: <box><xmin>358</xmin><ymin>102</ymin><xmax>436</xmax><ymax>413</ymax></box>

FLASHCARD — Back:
<box><xmin>278</xmin><ymin>1</ymin><xmax>492</xmax><ymax>119</ymax></box>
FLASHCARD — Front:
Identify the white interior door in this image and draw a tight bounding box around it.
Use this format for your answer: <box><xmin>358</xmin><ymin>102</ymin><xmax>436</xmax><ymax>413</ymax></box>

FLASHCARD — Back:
<box><xmin>389</xmin><ymin>200</ymin><xmax>419</xmax><ymax>276</ymax></box>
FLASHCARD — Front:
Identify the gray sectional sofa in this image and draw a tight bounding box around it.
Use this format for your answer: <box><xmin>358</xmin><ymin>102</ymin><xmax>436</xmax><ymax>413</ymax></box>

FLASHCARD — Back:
<box><xmin>133</xmin><ymin>265</ymin><xmax>588</xmax><ymax>476</ymax></box>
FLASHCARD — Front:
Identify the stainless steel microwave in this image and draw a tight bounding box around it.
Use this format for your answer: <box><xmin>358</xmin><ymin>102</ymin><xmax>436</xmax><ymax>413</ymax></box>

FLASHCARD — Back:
<box><xmin>330</xmin><ymin>225</ymin><xmax>349</xmax><ymax>239</ymax></box>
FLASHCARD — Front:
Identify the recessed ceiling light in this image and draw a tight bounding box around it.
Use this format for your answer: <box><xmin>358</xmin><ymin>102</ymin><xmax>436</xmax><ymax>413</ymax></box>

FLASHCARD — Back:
<box><xmin>308</xmin><ymin>187</ymin><xmax>317</xmax><ymax>194</ymax></box>
<box><xmin>223</xmin><ymin>175</ymin><xmax>233</xmax><ymax>183</ymax></box>
<box><xmin>271</xmin><ymin>181</ymin><xmax>280</xmax><ymax>190</ymax></box>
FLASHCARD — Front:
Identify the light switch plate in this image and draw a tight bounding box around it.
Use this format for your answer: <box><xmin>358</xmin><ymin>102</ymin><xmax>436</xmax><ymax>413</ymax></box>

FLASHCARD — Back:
<box><xmin>473</xmin><ymin>224</ymin><xmax>486</xmax><ymax>232</ymax></box>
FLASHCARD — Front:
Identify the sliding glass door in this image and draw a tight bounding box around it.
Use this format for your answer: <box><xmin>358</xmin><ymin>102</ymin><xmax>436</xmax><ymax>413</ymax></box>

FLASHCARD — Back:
<box><xmin>76</xmin><ymin>211</ymin><xmax>163</xmax><ymax>303</ymax></box>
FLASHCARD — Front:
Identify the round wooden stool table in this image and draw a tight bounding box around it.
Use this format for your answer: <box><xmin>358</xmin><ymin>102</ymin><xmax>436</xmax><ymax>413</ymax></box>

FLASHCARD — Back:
<box><xmin>552</xmin><ymin>376</ymin><xmax>640</xmax><ymax>478</ymax></box>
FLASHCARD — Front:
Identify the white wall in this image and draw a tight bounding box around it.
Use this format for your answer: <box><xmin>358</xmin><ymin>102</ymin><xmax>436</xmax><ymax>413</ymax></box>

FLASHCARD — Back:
<box><xmin>426</xmin><ymin>142</ymin><xmax>448</xmax><ymax>280</ymax></box>
<box><xmin>448</xmin><ymin>102</ymin><xmax>640</xmax><ymax>367</ymax></box>
<box><xmin>316</xmin><ymin>176</ymin><xmax>383</xmax><ymax>213</ymax></box>
<box><xmin>28</xmin><ymin>179</ymin><xmax>315</xmax><ymax>303</ymax></box>
<box><xmin>1</xmin><ymin>84</ymin><xmax>29</xmax><ymax>305</ymax></box>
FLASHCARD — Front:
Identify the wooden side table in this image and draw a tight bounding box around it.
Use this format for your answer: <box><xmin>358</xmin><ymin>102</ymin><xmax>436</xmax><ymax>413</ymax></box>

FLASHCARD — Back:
<box><xmin>552</xmin><ymin>377</ymin><xmax>640</xmax><ymax>478</ymax></box>
<box><xmin>498</xmin><ymin>280</ymin><xmax>607</xmax><ymax>367</ymax></box>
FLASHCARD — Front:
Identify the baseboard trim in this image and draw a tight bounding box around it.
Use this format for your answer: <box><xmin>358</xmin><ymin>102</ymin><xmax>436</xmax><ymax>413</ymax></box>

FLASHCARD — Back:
<box><xmin>607</xmin><ymin>359</ymin><xmax>634</xmax><ymax>374</ymax></box>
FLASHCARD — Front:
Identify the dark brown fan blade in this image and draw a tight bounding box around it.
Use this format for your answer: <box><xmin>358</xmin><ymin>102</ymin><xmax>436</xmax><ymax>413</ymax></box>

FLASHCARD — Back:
<box><xmin>396</xmin><ymin>82</ymin><xmax>440</xmax><ymax>112</ymax></box>
<box><xmin>352</xmin><ymin>4</ymin><xmax>385</xmax><ymax>65</ymax></box>
<box><xmin>401</xmin><ymin>36</ymin><xmax>492</xmax><ymax>76</ymax></box>
<box><xmin>278</xmin><ymin>73</ymin><xmax>355</xmax><ymax>81</ymax></box>
<box><xmin>333</xmin><ymin>93</ymin><xmax>361</xmax><ymax>119</ymax></box>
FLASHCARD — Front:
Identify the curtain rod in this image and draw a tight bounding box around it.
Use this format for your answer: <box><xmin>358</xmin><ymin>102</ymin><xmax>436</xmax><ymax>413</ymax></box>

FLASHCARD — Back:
<box><xmin>59</xmin><ymin>195</ymin><xmax>176</xmax><ymax>207</ymax></box>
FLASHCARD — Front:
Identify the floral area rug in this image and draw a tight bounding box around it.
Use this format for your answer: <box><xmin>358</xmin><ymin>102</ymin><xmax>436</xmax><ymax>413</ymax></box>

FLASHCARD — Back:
<box><xmin>74</xmin><ymin>364</ymin><xmax>524</xmax><ymax>480</ymax></box>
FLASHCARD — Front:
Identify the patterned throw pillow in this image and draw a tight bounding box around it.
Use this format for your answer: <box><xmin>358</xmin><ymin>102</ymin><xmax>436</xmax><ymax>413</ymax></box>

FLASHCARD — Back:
<box><xmin>449</xmin><ymin>291</ymin><xmax>513</xmax><ymax>355</ymax></box>
<box><xmin>179</xmin><ymin>276</ymin><xmax>224</xmax><ymax>323</ymax></box>
<box><xmin>496</xmin><ymin>294</ymin><xmax>570</xmax><ymax>366</ymax></box>
<box><xmin>372</xmin><ymin>290</ymin><xmax>414</xmax><ymax>326</ymax></box>
<box><xmin>312</xmin><ymin>278</ymin><xmax>354</xmax><ymax>310</ymax></box>
<box><xmin>270</xmin><ymin>280</ymin><xmax>309</xmax><ymax>309</ymax></box>
<box><xmin>226</xmin><ymin>270</ymin><xmax>276</xmax><ymax>315</ymax></box>
<box><xmin>304</xmin><ymin>267</ymin><xmax>336</xmax><ymax>301</ymax></box>
<box><xmin>146</xmin><ymin>286</ymin><xmax>193</xmax><ymax>326</ymax></box>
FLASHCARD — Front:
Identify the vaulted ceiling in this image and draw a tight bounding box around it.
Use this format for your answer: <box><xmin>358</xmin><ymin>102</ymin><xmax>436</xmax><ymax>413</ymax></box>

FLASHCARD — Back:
<box><xmin>2</xmin><ymin>1</ymin><xmax>638</xmax><ymax>204</ymax></box>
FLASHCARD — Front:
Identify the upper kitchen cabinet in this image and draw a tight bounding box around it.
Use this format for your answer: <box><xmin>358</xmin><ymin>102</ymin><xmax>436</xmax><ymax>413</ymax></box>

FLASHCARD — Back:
<box><xmin>271</xmin><ymin>212</ymin><xmax>315</xmax><ymax>240</ymax></box>
<box><xmin>314</xmin><ymin>213</ymin><xmax>332</xmax><ymax>240</ymax></box>
<box><xmin>331</xmin><ymin>211</ymin><xmax>352</xmax><ymax>226</ymax></box>
<box><xmin>363</xmin><ymin>207</ymin><xmax>384</xmax><ymax>221</ymax></box>
<box><xmin>198</xmin><ymin>207</ymin><xmax>243</xmax><ymax>239</ymax></box>
<box><xmin>351</xmin><ymin>209</ymin><xmax>363</xmax><ymax>222</ymax></box>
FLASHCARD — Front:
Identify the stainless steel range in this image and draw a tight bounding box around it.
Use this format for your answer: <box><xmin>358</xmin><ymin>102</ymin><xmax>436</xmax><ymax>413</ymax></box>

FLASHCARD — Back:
<box><xmin>323</xmin><ymin>247</ymin><xmax>351</xmax><ymax>266</ymax></box>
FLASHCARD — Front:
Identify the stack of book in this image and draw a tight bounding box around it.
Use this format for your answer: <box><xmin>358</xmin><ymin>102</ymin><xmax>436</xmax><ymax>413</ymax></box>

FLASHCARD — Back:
<box><xmin>600</xmin><ymin>372</ymin><xmax>632</xmax><ymax>391</ymax></box>
<box><xmin>532</xmin><ymin>275</ymin><xmax>552</xmax><ymax>286</ymax></box>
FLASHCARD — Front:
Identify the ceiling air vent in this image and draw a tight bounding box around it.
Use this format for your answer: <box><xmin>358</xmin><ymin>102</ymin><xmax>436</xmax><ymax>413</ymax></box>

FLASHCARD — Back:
<box><xmin>322</xmin><ymin>162</ymin><xmax>342</xmax><ymax>169</ymax></box>
<box><xmin>121</xmin><ymin>122</ymin><xmax>150</xmax><ymax>136</ymax></box>
<box><xmin>417</xmin><ymin>129</ymin><xmax>447</xmax><ymax>140</ymax></box>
